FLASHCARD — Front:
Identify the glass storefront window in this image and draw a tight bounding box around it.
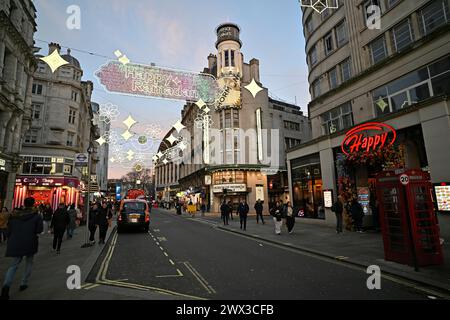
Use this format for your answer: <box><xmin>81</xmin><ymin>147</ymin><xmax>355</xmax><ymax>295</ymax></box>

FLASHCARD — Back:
<box><xmin>291</xmin><ymin>154</ymin><xmax>324</xmax><ymax>220</ymax></box>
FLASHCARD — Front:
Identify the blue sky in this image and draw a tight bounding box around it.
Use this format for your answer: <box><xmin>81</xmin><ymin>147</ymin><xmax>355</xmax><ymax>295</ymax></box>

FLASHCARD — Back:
<box><xmin>34</xmin><ymin>0</ymin><xmax>309</xmax><ymax>178</ymax></box>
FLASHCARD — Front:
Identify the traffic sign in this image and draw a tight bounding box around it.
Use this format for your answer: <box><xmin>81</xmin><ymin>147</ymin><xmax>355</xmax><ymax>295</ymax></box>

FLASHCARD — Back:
<box><xmin>400</xmin><ymin>174</ymin><xmax>410</xmax><ymax>186</ymax></box>
<box><xmin>75</xmin><ymin>153</ymin><xmax>88</xmax><ymax>167</ymax></box>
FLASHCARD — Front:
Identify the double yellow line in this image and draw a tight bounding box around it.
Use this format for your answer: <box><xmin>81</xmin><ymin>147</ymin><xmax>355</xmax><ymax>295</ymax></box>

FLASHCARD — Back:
<box><xmin>87</xmin><ymin>230</ymin><xmax>206</xmax><ymax>300</ymax></box>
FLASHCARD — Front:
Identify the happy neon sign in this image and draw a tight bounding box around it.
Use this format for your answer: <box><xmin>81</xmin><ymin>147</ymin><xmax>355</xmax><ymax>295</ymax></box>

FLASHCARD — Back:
<box><xmin>341</xmin><ymin>122</ymin><xmax>397</xmax><ymax>156</ymax></box>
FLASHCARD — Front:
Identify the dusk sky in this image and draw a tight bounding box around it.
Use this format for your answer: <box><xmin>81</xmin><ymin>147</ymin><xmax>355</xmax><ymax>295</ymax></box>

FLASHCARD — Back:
<box><xmin>34</xmin><ymin>0</ymin><xmax>310</xmax><ymax>178</ymax></box>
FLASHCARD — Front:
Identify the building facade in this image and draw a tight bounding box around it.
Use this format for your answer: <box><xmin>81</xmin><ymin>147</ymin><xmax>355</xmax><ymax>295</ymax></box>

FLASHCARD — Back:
<box><xmin>155</xmin><ymin>23</ymin><xmax>311</xmax><ymax>213</ymax></box>
<box><xmin>287</xmin><ymin>0</ymin><xmax>450</xmax><ymax>224</ymax></box>
<box><xmin>0</xmin><ymin>0</ymin><xmax>37</xmax><ymax>210</ymax></box>
<box><xmin>92</xmin><ymin>102</ymin><xmax>110</xmax><ymax>194</ymax></box>
<box><xmin>13</xmin><ymin>43</ymin><xmax>100</xmax><ymax>209</ymax></box>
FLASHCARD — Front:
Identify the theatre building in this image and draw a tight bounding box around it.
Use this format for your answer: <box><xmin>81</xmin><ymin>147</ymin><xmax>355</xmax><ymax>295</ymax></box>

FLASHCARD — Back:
<box><xmin>287</xmin><ymin>0</ymin><xmax>450</xmax><ymax>224</ymax></box>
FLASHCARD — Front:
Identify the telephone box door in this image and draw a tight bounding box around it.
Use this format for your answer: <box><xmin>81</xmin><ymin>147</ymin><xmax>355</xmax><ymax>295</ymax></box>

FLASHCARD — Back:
<box><xmin>376</xmin><ymin>172</ymin><xmax>413</xmax><ymax>265</ymax></box>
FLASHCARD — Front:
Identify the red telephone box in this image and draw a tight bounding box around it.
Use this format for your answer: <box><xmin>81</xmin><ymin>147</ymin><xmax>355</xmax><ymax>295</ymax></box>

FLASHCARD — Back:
<box><xmin>376</xmin><ymin>169</ymin><xmax>443</xmax><ymax>267</ymax></box>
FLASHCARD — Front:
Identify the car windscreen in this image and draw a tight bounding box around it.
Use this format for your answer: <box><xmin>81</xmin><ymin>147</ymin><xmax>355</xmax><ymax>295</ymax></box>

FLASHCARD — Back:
<box><xmin>123</xmin><ymin>202</ymin><xmax>146</xmax><ymax>213</ymax></box>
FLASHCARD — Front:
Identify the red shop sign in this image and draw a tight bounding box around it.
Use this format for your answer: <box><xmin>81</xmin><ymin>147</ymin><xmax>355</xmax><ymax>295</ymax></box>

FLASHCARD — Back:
<box><xmin>341</xmin><ymin>122</ymin><xmax>397</xmax><ymax>156</ymax></box>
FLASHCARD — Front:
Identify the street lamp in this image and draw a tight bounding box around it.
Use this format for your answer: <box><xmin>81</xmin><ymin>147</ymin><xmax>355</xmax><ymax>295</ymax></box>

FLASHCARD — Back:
<box><xmin>81</xmin><ymin>142</ymin><xmax>95</xmax><ymax>248</ymax></box>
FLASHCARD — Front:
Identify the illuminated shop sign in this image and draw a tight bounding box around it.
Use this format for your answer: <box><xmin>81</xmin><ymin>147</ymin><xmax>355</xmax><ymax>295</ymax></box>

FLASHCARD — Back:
<box><xmin>341</xmin><ymin>122</ymin><xmax>397</xmax><ymax>156</ymax></box>
<box><xmin>15</xmin><ymin>177</ymin><xmax>80</xmax><ymax>187</ymax></box>
<box><xmin>96</xmin><ymin>61</ymin><xmax>218</xmax><ymax>103</ymax></box>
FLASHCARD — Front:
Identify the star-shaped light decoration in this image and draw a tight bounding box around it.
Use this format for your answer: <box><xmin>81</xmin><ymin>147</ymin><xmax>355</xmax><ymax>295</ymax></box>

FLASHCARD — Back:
<box><xmin>126</xmin><ymin>150</ymin><xmax>135</xmax><ymax>161</ymax></box>
<box><xmin>96</xmin><ymin>136</ymin><xmax>106</xmax><ymax>146</ymax></box>
<box><xmin>172</xmin><ymin>120</ymin><xmax>186</xmax><ymax>133</ymax></box>
<box><xmin>121</xmin><ymin>130</ymin><xmax>134</xmax><ymax>141</ymax></box>
<box><xmin>40</xmin><ymin>50</ymin><xmax>69</xmax><ymax>73</ymax></box>
<box><xmin>244</xmin><ymin>79</ymin><xmax>263</xmax><ymax>98</ymax></box>
<box><xmin>110</xmin><ymin>157</ymin><xmax>116</xmax><ymax>163</ymax></box>
<box><xmin>195</xmin><ymin>99</ymin><xmax>206</xmax><ymax>109</ymax></box>
<box><xmin>134</xmin><ymin>163</ymin><xmax>143</xmax><ymax>172</ymax></box>
<box><xmin>203</xmin><ymin>106</ymin><xmax>211</xmax><ymax>114</ymax></box>
<box><xmin>123</xmin><ymin>115</ymin><xmax>137</xmax><ymax>129</ymax></box>
<box><xmin>157</xmin><ymin>152</ymin><xmax>164</xmax><ymax>158</ymax></box>
<box><xmin>152</xmin><ymin>155</ymin><xmax>159</xmax><ymax>162</ymax></box>
<box><xmin>179</xmin><ymin>142</ymin><xmax>187</xmax><ymax>151</ymax></box>
<box><xmin>166</xmin><ymin>134</ymin><xmax>178</xmax><ymax>145</ymax></box>
<box><xmin>376</xmin><ymin>98</ymin><xmax>388</xmax><ymax>112</ymax></box>
<box><xmin>162</xmin><ymin>159</ymin><xmax>169</xmax><ymax>165</ymax></box>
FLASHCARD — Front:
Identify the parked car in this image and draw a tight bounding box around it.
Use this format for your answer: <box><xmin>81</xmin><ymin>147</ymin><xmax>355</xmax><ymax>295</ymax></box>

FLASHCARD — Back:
<box><xmin>117</xmin><ymin>199</ymin><xmax>150</xmax><ymax>233</ymax></box>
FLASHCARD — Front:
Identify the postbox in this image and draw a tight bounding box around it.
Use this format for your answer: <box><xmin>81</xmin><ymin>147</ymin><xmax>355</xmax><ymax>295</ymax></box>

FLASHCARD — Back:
<box><xmin>376</xmin><ymin>169</ymin><xmax>443</xmax><ymax>267</ymax></box>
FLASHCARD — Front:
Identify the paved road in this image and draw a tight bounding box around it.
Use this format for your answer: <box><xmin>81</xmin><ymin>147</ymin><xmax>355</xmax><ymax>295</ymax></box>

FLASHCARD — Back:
<box><xmin>88</xmin><ymin>209</ymin><xmax>430</xmax><ymax>300</ymax></box>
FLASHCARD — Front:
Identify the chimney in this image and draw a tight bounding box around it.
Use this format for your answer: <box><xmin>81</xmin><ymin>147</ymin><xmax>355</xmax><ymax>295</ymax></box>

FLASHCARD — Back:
<box><xmin>48</xmin><ymin>42</ymin><xmax>61</xmax><ymax>54</ymax></box>
<box><xmin>208</xmin><ymin>54</ymin><xmax>217</xmax><ymax>71</ymax></box>
<box><xmin>250</xmin><ymin>58</ymin><xmax>260</xmax><ymax>83</ymax></box>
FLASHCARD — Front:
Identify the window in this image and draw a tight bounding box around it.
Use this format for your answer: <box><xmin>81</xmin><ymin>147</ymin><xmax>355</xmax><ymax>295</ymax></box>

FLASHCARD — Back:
<box><xmin>336</xmin><ymin>21</ymin><xmax>347</xmax><ymax>47</ymax></box>
<box><xmin>219</xmin><ymin>111</ymin><xmax>224</xmax><ymax>129</ymax></box>
<box><xmin>419</xmin><ymin>0</ymin><xmax>449</xmax><ymax>35</ymax></box>
<box><xmin>37</xmin><ymin>63</ymin><xmax>46</xmax><ymax>73</ymax></box>
<box><xmin>224</xmin><ymin>109</ymin><xmax>232</xmax><ymax>128</ymax></box>
<box><xmin>233</xmin><ymin>110</ymin><xmax>239</xmax><ymax>128</ymax></box>
<box><xmin>387</xmin><ymin>0</ymin><xmax>400</xmax><ymax>9</ymax></box>
<box><xmin>60</xmin><ymin>68</ymin><xmax>71</xmax><ymax>77</ymax></box>
<box><xmin>370</xmin><ymin>36</ymin><xmax>388</xmax><ymax>64</ymax></box>
<box><xmin>324</xmin><ymin>32</ymin><xmax>334</xmax><ymax>56</ymax></box>
<box><xmin>284</xmin><ymin>121</ymin><xmax>301</xmax><ymax>131</ymax></box>
<box><xmin>321</xmin><ymin>102</ymin><xmax>353</xmax><ymax>135</ymax></box>
<box><xmin>231</xmin><ymin>50</ymin><xmax>235</xmax><ymax>67</ymax></box>
<box><xmin>372</xmin><ymin>56</ymin><xmax>450</xmax><ymax>116</ymax></box>
<box><xmin>329</xmin><ymin>67</ymin><xmax>338</xmax><ymax>89</ymax></box>
<box><xmin>225</xmin><ymin>50</ymin><xmax>230</xmax><ymax>67</ymax></box>
<box><xmin>32</xmin><ymin>83</ymin><xmax>43</xmax><ymax>95</ymax></box>
<box><xmin>71</xmin><ymin>91</ymin><xmax>78</xmax><ymax>102</ymax></box>
<box><xmin>310</xmin><ymin>45</ymin><xmax>318</xmax><ymax>66</ymax></box>
<box><xmin>63</xmin><ymin>165</ymin><xmax>73</xmax><ymax>175</ymax></box>
<box><xmin>68</xmin><ymin>109</ymin><xmax>76</xmax><ymax>124</ymax></box>
<box><xmin>340</xmin><ymin>59</ymin><xmax>352</xmax><ymax>82</ymax></box>
<box><xmin>392</xmin><ymin>19</ymin><xmax>414</xmax><ymax>52</ymax></box>
<box><xmin>67</xmin><ymin>132</ymin><xmax>75</xmax><ymax>147</ymax></box>
<box><xmin>312</xmin><ymin>79</ymin><xmax>321</xmax><ymax>98</ymax></box>
<box><xmin>31</xmin><ymin>103</ymin><xmax>42</xmax><ymax>119</ymax></box>
<box><xmin>24</xmin><ymin>129</ymin><xmax>38</xmax><ymax>143</ymax></box>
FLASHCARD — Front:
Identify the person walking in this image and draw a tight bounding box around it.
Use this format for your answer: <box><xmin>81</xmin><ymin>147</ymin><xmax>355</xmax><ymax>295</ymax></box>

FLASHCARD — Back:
<box><xmin>97</xmin><ymin>203</ymin><xmax>112</xmax><ymax>245</ymax></box>
<box><xmin>285</xmin><ymin>201</ymin><xmax>295</xmax><ymax>234</ymax></box>
<box><xmin>0</xmin><ymin>207</ymin><xmax>10</xmax><ymax>244</ymax></box>
<box><xmin>350</xmin><ymin>197</ymin><xmax>365</xmax><ymax>233</ymax></box>
<box><xmin>238</xmin><ymin>200</ymin><xmax>249</xmax><ymax>231</ymax></box>
<box><xmin>220</xmin><ymin>200</ymin><xmax>230</xmax><ymax>226</ymax></box>
<box><xmin>254</xmin><ymin>200</ymin><xmax>265</xmax><ymax>224</ymax></box>
<box><xmin>42</xmin><ymin>204</ymin><xmax>53</xmax><ymax>234</ymax></box>
<box><xmin>270</xmin><ymin>201</ymin><xmax>283</xmax><ymax>235</ymax></box>
<box><xmin>89</xmin><ymin>203</ymin><xmax>98</xmax><ymax>245</ymax></box>
<box><xmin>331</xmin><ymin>196</ymin><xmax>344</xmax><ymax>234</ymax></box>
<box><xmin>0</xmin><ymin>197</ymin><xmax>43</xmax><ymax>300</ymax></box>
<box><xmin>50</xmin><ymin>203</ymin><xmax>69</xmax><ymax>254</ymax></box>
<box><xmin>228</xmin><ymin>201</ymin><xmax>234</xmax><ymax>220</ymax></box>
<box><xmin>66</xmin><ymin>204</ymin><xmax>77</xmax><ymax>239</ymax></box>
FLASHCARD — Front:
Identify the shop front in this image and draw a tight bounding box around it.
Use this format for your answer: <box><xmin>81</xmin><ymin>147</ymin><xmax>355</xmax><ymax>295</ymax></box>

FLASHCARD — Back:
<box><xmin>14</xmin><ymin>176</ymin><xmax>81</xmax><ymax>210</ymax></box>
<box><xmin>0</xmin><ymin>164</ymin><xmax>7</xmax><ymax>209</ymax></box>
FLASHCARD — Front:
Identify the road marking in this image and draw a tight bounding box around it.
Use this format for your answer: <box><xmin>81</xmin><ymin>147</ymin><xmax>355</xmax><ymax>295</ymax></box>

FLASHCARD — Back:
<box><xmin>183</xmin><ymin>261</ymin><xmax>216</xmax><ymax>295</ymax></box>
<box><xmin>153</xmin><ymin>229</ymin><xmax>160</xmax><ymax>232</ymax></box>
<box><xmin>83</xmin><ymin>284</ymin><xmax>100</xmax><ymax>290</ymax></box>
<box><xmin>169</xmin><ymin>259</ymin><xmax>175</xmax><ymax>265</ymax></box>
<box><xmin>156</xmin><ymin>269</ymin><xmax>184</xmax><ymax>278</ymax></box>
<box><xmin>335</xmin><ymin>256</ymin><xmax>349</xmax><ymax>260</ymax></box>
<box><xmin>159</xmin><ymin>246</ymin><xmax>164</xmax><ymax>251</ymax></box>
<box><xmin>157</xmin><ymin>237</ymin><xmax>167</xmax><ymax>242</ymax></box>
<box><xmin>163</xmin><ymin>252</ymin><xmax>169</xmax><ymax>257</ymax></box>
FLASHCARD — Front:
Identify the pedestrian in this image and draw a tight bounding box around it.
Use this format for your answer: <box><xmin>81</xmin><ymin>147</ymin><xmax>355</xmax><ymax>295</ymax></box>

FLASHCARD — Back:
<box><xmin>220</xmin><ymin>200</ymin><xmax>230</xmax><ymax>226</ymax></box>
<box><xmin>270</xmin><ymin>201</ymin><xmax>283</xmax><ymax>235</ymax></box>
<box><xmin>201</xmin><ymin>203</ymin><xmax>206</xmax><ymax>217</ymax></box>
<box><xmin>350</xmin><ymin>197</ymin><xmax>365</xmax><ymax>233</ymax></box>
<box><xmin>285</xmin><ymin>201</ymin><xmax>295</xmax><ymax>234</ymax></box>
<box><xmin>331</xmin><ymin>196</ymin><xmax>344</xmax><ymax>234</ymax></box>
<box><xmin>0</xmin><ymin>197</ymin><xmax>43</xmax><ymax>300</ymax></box>
<box><xmin>50</xmin><ymin>203</ymin><xmax>69</xmax><ymax>254</ymax></box>
<box><xmin>238</xmin><ymin>200</ymin><xmax>249</xmax><ymax>231</ymax></box>
<box><xmin>42</xmin><ymin>204</ymin><xmax>53</xmax><ymax>234</ymax></box>
<box><xmin>97</xmin><ymin>203</ymin><xmax>112</xmax><ymax>245</ymax></box>
<box><xmin>75</xmin><ymin>205</ymin><xmax>82</xmax><ymax>226</ymax></box>
<box><xmin>254</xmin><ymin>199</ymin><xmax>265</xmax><ymax>224</ymax></box>
<box><xmin>0</xmin><ymin>207</ymin><xmax>10</xmax><ymax>244</ymax></box>
<box><xmin>228</xmin><ymin>201</ymin><xmax>234</xmax><ymax>220</ymax></box>
<box><xmin>89</xmin><ymin>203</ymin><xmax>98</xmax><ymax>245</ymax></box>
<box><xmin>66</xmin><ymin>204</ymin><xmax>77</xmax><ymax>239</ymax></box>
<box><xmin>370</xmin><ymin>198</ymin><xmax>380</xmax><ymax>232</ymax></box>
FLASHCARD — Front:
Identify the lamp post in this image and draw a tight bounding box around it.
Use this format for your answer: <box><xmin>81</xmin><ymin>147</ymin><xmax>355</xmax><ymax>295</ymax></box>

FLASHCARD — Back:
<box><xmin>81</xmin><ymin>142</ymin><xmax>95</xmax><ymax>248</ymax></box>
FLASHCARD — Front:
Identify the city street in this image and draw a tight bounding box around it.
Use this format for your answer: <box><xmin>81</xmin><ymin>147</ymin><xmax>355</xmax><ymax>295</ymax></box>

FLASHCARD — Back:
<box><xmin>86</xmin><ymin>209</ymin><xmax>432</xmax><ymax>300</ymax></box>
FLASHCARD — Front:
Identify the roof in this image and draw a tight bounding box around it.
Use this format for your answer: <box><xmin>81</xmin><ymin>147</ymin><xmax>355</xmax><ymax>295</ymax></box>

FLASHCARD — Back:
<box><xmin>61</xmin><ymin>54</ymin><xmax>81</xmax><ymax>69</ymax></box>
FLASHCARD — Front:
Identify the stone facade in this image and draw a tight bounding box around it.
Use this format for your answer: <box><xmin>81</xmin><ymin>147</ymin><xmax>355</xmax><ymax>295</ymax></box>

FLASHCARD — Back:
<box><xmin>0</xmin><ymin>0</ymin><xmax>37</xmax><ymax>209</ymax></box>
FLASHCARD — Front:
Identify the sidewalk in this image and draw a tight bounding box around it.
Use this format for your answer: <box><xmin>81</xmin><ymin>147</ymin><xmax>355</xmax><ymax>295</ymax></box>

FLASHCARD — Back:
<box><xmin>166</xmin><ymin>208</ymin><xmax>450</xmax><ymax>294</ymax></box>
<box><xmin>0</xmin><ymin>222</ymin><xmax>175</xmax><ymax>300</ymax></box>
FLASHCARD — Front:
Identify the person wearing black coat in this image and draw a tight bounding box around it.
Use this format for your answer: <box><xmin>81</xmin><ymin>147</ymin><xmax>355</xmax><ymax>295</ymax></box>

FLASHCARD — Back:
<box><xmin>50</xmin><ymin>203</ymin><xmax>70</xmax><ymax>254</ymax></box>
<box><xmin>331</xmin><ymin>196</ymin><xmax>344</xmax><ymax>234</ymax></box>
<box><xmin>97</xmin><ymin>203</ymin><xmax>112</xmax><ymax>245</ymax></box>
<box><xmin>238</xmin><ymin>200</ymin><xmax>250</xmax><ymax>231</ymax></box>
<box><xmin>254</xmin><ymin>200</ymin><xmax>265</xmax><ymax>224</ymax></box>
<box><xmin>350</xmin><ymin>197</ymin><xmax>365</xmax><ymax>233</ymax></box>
<box><xmin>220</xmin><ymin>201</ymin><xmax>230</xmax><ymax>226</ymax></box>
<box><xmin>89</xmin><ymin>203</ymin><xmax>99</xmax><ymax>244</ymax></box>
<box><xmin>1</xmin><ymin>197</ymin><xmax>43</xmax><ymax>300</ymax></box>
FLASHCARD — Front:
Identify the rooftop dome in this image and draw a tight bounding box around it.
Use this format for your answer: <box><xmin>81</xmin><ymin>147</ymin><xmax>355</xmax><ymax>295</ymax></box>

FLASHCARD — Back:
<box><xmin>61</xmin><ymin>49</ymin><xmax>81</xmax><ymax>69</ymax></box>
